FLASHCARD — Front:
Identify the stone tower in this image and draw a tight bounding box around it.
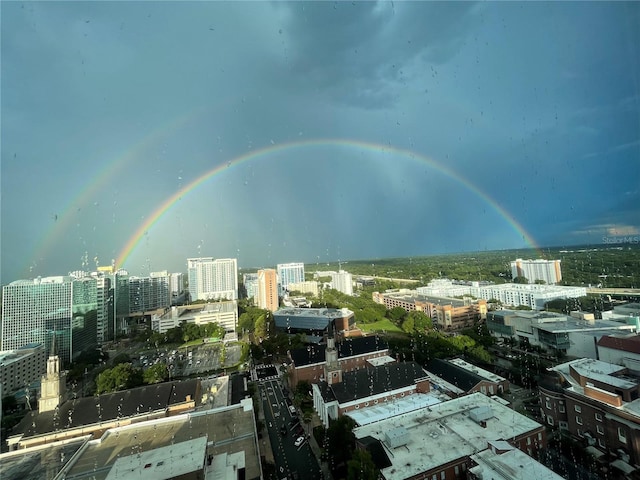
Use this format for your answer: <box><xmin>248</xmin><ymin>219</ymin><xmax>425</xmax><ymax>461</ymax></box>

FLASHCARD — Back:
<box><xmin>38</xmin><ymin>335</ymin><xmax>66</xmax><ymax>413</ymax></box>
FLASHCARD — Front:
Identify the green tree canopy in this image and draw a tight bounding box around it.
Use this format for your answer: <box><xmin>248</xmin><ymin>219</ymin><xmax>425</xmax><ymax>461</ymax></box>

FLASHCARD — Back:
<box><xmin>96</xmin><ymin>363</ymin><xmax>143</xmax><ymax>394</ymax></box>
<box><xmin>347</xmin><ymin>450</ymin><xmax>378</xmax><ymax>480</ymax></box>
<box><xmin>143</xmin><ymin>363</ymin><xmax>168</xmax><ymax>384</ymax></box>
<box><xmin>513</xmin><ymin>276</ymin><xmax>529</xmax><ymax>284</ymax></box>
<box><xmin>386</xmin><ymin>306</ymin><xmax>408</xmax><ymax>325</ymax></box>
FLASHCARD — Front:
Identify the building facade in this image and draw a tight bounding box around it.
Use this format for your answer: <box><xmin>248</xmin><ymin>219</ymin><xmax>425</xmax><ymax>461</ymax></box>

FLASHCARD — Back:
<box><xmin>352</xmin><ymin>393</ymin><xmax>546</xmax><ymax>480</ymax></box>
<box><xmin>287</xmin><ymin>336</ymin><xmax>390</xmax><ymax>387</ymax></box>
<box><xmin>242</xmin><ymin>273</ymin><xmax>258</xmax><ymax>301</ymax></box>
<box><xmin>128</xmin><ymin>271</ymin><xmax>171</xmax><ymax>313</ymax></box>
<box><xmin>1</xmin><ymin>276</ymin><xmax>97</xmax><ymax>364</ymax></box>
<box><xmin>511</xmin><ymin>258</ymin><xmax>562</xmax><ymax>284</ymax></box>
<box><xmin>330</xmin><ymin>270</ymin><xmax>353</xmax><ymax>296</ymax></box>
<box><xmin>0</xmin><ymin>343</ymin><xmax>46</xmax><ymax>397</ymax></box>
<box><xmin>538</xmin><ymin>358</ymin><xmax>640</xmax><ymax>470</ymax></box>
<box><xmin>151</xmin><ymin>301</ymin><xmax>238</xmax><ymax>334</ymax></box>
<box><xmin>256</xmin><ymin>269</ymin><xmax>278</xmax><ymax>312</ymax></box>
<box><xmin>187</xmin><ymin>257</ymin><xmax>238</xmax><ymax>301</ymax></box>
<box><xmin>276</xmin><ymin>262</ymin><xmax>305</xmax><ymax>295</ymax></box>
<box><xmin>373</xmin><ymin>290</ymin><xmax>487</xmax><ymax>330</ymax></box>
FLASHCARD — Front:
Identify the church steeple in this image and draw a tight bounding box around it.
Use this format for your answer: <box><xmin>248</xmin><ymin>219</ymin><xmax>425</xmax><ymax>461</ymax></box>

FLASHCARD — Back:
<box><xmin>39</xmin><ymin>332</ymin><xmax>66</xmax><ymax>413</ymax></box>
<box><xmin>324</xmin><ymin>328</ymin><xmax>342</xmax><ymax>385</ymax></box>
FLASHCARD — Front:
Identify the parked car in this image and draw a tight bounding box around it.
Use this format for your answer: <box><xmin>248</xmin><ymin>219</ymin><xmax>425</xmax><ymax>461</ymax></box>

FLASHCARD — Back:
<box><xmin>294</xmin><ymin>436</ymin><xmax>305</xmax><ymax>447</ymax></box>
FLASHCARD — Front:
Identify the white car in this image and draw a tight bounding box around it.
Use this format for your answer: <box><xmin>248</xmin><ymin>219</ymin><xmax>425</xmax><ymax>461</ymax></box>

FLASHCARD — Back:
<box><xmin>294</xmin><ymin>436</ymin><xmax>305</xmax><ymax>447</ymax></box>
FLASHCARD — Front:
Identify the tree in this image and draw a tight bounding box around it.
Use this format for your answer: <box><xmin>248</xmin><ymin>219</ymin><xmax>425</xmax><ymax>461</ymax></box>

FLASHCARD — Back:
<box><xmin>111</xmin><ymin>353</ymin><xmax>131</xmax><ymax>366</ymax></box>
<box><xmin>386</xmin><ymin>306</ymin><xmax>407</xmax><ymax>325</ymax></box>
<box><xmin>402</xmin><ymin>310</ymin><xmax>432</xmax><ymax>333</ymax></box>
<box><xmin>347</xmin><ymin>449</ymin><xmax>378</xmax><ymax>480</ymax></box>
<box><xmin>327</xmin><ymin>416</ymin><xmax>356</xmax><ymax>472</ymax></box>
<box><xmin>513</xmin><ymin>276</ymin><xmax>529</xmax><ymax>284</ymax></box>
<box><xmin>143</xmin><ymin>363</ymin><xmax>168</xmax><ymax>384</ymax></box>
<box><xmin>96</xmin><ymin>363</ymin><xmax>143</xmax><ymax>394</ymax></box>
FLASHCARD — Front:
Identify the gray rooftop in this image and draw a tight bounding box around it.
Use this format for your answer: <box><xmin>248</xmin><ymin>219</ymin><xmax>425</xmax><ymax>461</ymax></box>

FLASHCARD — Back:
<box><xmin>353</xmin><ymin>393</ymin><xmax>543</xmax><ymax>480</ymax></box>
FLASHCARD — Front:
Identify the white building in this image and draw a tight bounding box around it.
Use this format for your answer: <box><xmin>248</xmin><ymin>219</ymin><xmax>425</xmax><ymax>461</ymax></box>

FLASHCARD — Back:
<box><xmin>242</xmin><ymin>273</ymin><xmax>258</xmax><ymax>301</ymax></box>
<box><xmin>169</xmin><ymin>272</ymin><xmax>184</xmax><ymax>298</ymax></box>
<box><xmin>416</xmin><ymin>279</ymin><xmax>477</xmax><ymax>297</ymax></box>
<box><xmin>276</xmin><ymin>262</ymin><xmax>304</xmax><ymax>295</ymax></box>
<box><xmin>0</xmin><ymin>344</ymin><xmax>46</xmax><ymax>397</ymax></box>
<box><xmin>330</xmin><ymin>270</ymin><xmax>353</xmax><ymax>296</ymax></box>
<box><xmin>352</xmin><ymin>393</ymin><xmax>546</xmax><ymax>480</ymax></box>
<box><xmin>487</xmin><ymin>310</ymin><xmax>636</xmax><ymax>356</ymax></box>
<box><xmin>469</xmin><ymin>283</ymin><xmax>586</xmax><ymax>310</ymax></box>
<box><xmin>151</xmin><ymin>301</ymin><xmax>238</xmax><ymax>334</ymax></box>
<box><xmin>510</xmin><ymin>258</ymin><xmax>562</xmax><ymax>284</ymax></box>
<box><xmin>187</xmin><ymin>258</ymin><xmax>238</xmax><ymax>301</ymax></box>
<box><xmin>469</xmin><ymin>443</ymin><xmax>564</xmax><ymax>480</ymax></box>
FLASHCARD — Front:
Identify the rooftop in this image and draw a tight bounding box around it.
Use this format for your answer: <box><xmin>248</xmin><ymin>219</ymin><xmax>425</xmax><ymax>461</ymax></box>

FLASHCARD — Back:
<box><xmin>12</xmin><ymin>379</ymin><xmax>200</xmax><ymax>438</ymax></box>
<box><xmin>288</xmin><ymin>335</ymin><xmax>388</xmax><ymax>367</ymax></box>
<box><xmin>320</xmin><ymin>362</ymin><xmax>428</xmax><ymax>405</ymax></box>
<box><xmin>58</xmin><ymin>400</ymin><xmax>260</xmax><ymax>480</ymax></box>
<box><xmin>470</xmin><ymin>445</ymin><xmax>564</xmax><ymax>480</ymax></box>
<box><xmin>353</xmin><ymin>393</ymin><xmax>543</xmax><ymax>480</ymax></box>
<box><xmin>0</xmin><ymin>437</ymin><xmax>88</xmax><ymax>480</ymax></box>
<box><xmin>346</xmin><ymin>392</ymin><xmax>448</xmax><ymax>426</ymax></box>
<box><xmin>598</xmin><ymin>334</ymin><xmax>640</xmax><ymax>354</ymax></box>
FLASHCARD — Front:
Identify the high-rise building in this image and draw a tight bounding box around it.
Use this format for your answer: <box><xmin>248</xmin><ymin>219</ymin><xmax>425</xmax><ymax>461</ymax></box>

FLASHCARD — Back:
<box><xmin>1</xmin><ymin>276</ymin><xmax>97</xmax><ymax>365</ymax></box>
<box><xmin>276</xmin><ymin>262</ymin><xmax>305</xmax><ymax>295</ymax></box>
<box><xmin>129</xmin><ymin>271</ymin><xmax>170</xmax><ymax>313</ymax></box>
<box><xmin>330</xmin><ymin>270</ymin><xmax>353</xmax><ymax>296</ymax></box>
<box><xmin>257</xmin><ymin>269</ymin><xmax>278</xmax><ymax>312</ymax></box>
<box><xmin>242</xmin><ymin>273</ymin><xmax>259</xmax><ymax>301</ymax></box>
<box><xmin>187</xmin><ymin>257</ymin><xmax>238</xmax><ymax>301</ymax></box>
<box><xmin>510</xmin><ymin>259</ymin><xmax>562</xmax><ymax>284</ymax></box>
<box><xmin>170</xmin><ymin>272</ymin><xmax>184</xmax><ymax>298</ymax></box>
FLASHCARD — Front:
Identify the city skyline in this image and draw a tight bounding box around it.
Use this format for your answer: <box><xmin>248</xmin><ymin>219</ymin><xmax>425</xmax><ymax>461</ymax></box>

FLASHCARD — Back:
<box><xmin>2</xmin><ymin>2</ymin><xmax>639</xmax><ymax>284</ymax></box>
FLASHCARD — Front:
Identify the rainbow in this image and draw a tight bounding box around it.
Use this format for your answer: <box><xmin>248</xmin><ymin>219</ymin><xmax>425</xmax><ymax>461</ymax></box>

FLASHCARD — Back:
<box><xmin>29</xmin><ymin>109</ymin><xmax>200</xmax><ymax>273</ymax></box>
<box><xmin>115</xmin><ymin>139</ymin><xmax>539</xmax><ymax>270</ymax></box>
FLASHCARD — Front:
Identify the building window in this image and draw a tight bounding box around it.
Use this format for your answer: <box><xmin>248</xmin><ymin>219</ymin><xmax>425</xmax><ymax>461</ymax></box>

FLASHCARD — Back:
<box><xmin>595</xmin><ymin>412</ymin><xmax>602</xmax><ymax>422</ymax></box>
<box><xmin>576</xmin><ymin>416</ymin><xmax>583</xmax><ymax>425</ymax></box>
<box><xmin>618</xmin><ymin>427</ymin><xmax>627</xmax><ymax>443</ymax></box>
<box><xmin>577</xmin><ymin>429</ymin><xmax>583</xmax><ymax>437</ymax></box>
<box><xmin>575</xmin><ymin>405</ymin><xmax>582</xmax><ymax>413</ymax></box>
<box><xmin>546</xmin><ymin>400</ymin><xmax>551</xmax><ymax>409</ymax></box>
<box><xmin>559</xmin><ymin>421</ymin><xmax>568</xmax><ymax>430</ymax></box>
<box><xmin>599</xmin><ymin>439</ymin><xmax>606</xmax><ymax>448</ymax></box>
<box><xmin>559</xmin><ymin>405</ymin><xmax>565</xmax><ymax>413</ymax></box>
<box><xmin>597</xmin><ymin>425</ymin><xmax>604</xmax><ymax>435</ymax></box>
<box><xmin>547</xmin><ymin>417</ymin><xmax>554</xmax><ymax>426</ymax></box>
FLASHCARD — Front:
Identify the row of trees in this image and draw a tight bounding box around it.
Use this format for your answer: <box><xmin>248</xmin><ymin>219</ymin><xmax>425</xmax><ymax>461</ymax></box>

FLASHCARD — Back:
<box><xmin>96</xmin><ymin>361</ymin><xmax>168</xmax><ymax>394</ymax></box>
<box><xmin>142</xmin><ymin>320</ymin><xmax>227</xmax><ymax>347</ymax></box>
<box><xmin>312</xmin><ymin>245</ymin><xmax>640</xmax><ymax>289</ymax></box>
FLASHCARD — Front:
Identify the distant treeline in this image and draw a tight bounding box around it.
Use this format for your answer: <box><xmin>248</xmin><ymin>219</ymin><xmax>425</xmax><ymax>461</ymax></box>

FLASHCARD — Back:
<box><xmin>308</xmin><ymin>245</ymin><xmax>640</xmax><ymax>289</ymax></box>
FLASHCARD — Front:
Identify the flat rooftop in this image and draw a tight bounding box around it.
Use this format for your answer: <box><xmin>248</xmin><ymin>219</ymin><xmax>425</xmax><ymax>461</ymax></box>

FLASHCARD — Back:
<box><xmin>0</xmin><ymin>437</ymin><xmax>88</xmax><ymax>480</ymax></box>
<box><xmin>353</xmin><ymin>393</ymin><xmax>542</xmax><ymax>480</ymax></box>
<box><xmin>274</xmin><ymin>307</ymin><xmax>353</xmax><ymax>318</ymax></box>
<box><xmin>59</xmin><ymin>400</ymin><xmax>261</xmax><ymax>480</ymax></box>
<box><xmin>470</xmin><ymin>445</ymin><xmax>564</xmax><ymax>480</ymax></box>
<box><xmin>346</xmin><ymin>392</ymin><xmax>449</xmax><ymax>426</ymax></box>
<box><xmin>448</xmin><ymin>358</ymin><xmax>507</xmax><ymax>384</ymax></box>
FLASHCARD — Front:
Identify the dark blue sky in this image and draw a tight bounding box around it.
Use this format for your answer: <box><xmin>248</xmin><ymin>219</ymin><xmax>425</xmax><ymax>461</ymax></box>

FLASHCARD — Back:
<box><xmin>2</xmin><ymin>1</ymin><xmax>639</xmax><ymax>283</ymax></box>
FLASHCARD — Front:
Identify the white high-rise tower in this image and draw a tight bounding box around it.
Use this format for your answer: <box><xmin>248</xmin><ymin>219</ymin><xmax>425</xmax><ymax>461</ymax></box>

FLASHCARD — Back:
<box><xmin>187</xmin><ymin>257</ymin><xmax>238</xmax><ymax>301</ymax></box>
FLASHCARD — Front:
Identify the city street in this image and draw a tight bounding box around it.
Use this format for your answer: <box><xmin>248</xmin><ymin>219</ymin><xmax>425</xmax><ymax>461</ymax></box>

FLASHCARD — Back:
<box><xmin>258</xmin><ymin>378</ymin><xmax>322</xmax><ymax>480</ymax></box>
